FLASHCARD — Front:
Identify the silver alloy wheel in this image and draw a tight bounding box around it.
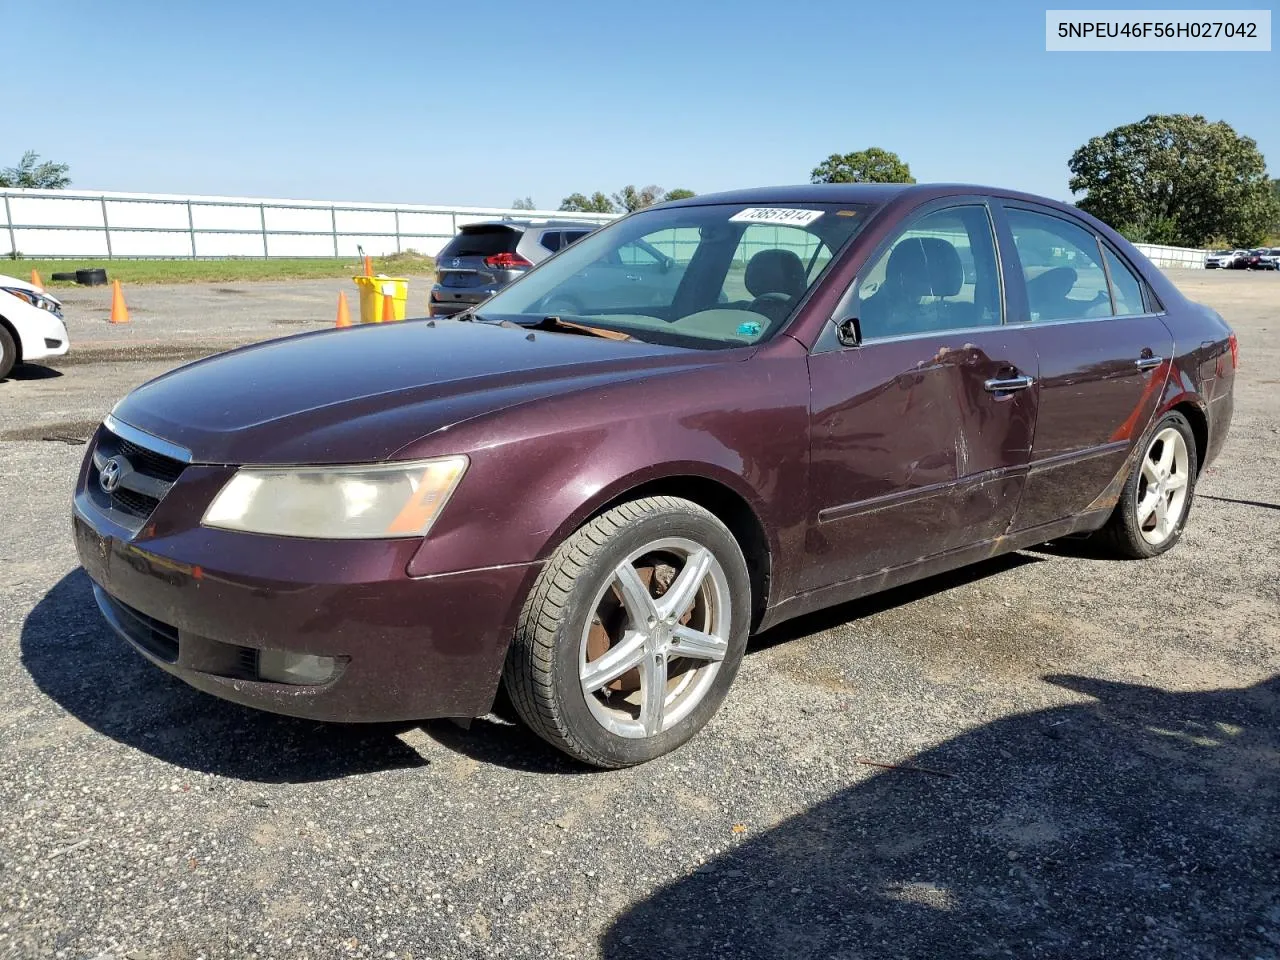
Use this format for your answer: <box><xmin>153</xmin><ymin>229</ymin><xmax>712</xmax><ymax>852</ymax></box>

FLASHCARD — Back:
<box><xmin>1136</xmin><ymin>426</ymin><xmax>1191</xmax><ymax>545</ymax></box>
<box><xmin>578</xmin><ymin>537</ymin><xmax>731</xmax><ymax>740</ymax></box>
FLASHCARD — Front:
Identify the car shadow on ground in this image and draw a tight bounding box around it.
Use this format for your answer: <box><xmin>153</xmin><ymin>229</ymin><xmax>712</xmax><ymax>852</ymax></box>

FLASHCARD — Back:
<box><xmin>4</xmin><ymin>363</ymin><xmax>64</xmax><ymax>381</ymax></box>
<box><xmin>20</xmin><ymin>569</ymin><xmax>428</xmax><ymax>783</ymax></box>
<box><xmin>601</xmin><ymin>673</ymin><xmax>1280</xmax><ymax>960</ymax></box>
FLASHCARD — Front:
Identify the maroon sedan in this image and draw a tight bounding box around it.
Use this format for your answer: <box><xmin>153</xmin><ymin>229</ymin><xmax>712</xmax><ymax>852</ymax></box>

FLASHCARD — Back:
<box><xmin>72</xmin><ymin>184</ymin><xmax>1236</xmax><ymax>767</ymax></box>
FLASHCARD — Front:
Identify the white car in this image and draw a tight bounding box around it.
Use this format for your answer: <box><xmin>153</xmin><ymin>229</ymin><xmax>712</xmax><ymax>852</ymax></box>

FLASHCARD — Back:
<box><xmin>1205</xmin><ymin>249</ymin><xmax>1242</xmax><ymax>269</ymax></box>
<box><xmin>0</xmin><ymin>273</ymin><xmax>70</xmax><ymax>380</ymax></box>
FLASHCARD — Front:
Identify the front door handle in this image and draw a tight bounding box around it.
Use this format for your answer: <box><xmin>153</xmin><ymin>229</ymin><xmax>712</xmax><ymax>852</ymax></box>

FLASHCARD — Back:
<box><xmin>984</xmin><ymin>375</ymin><xmax>1035</xmax><ymax>393</ymax></box>
<box><xmin>1135</xmin><ymin>356</ymin><xmax>1164</xmax><ymax>371</ymax></box>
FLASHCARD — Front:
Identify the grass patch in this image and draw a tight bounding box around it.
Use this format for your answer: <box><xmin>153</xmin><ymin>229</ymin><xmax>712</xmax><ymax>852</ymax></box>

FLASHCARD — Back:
<box><xmin>4</xmin><ymin>252</ymin><xmax>437</xmax><ymax>285</ymax></box>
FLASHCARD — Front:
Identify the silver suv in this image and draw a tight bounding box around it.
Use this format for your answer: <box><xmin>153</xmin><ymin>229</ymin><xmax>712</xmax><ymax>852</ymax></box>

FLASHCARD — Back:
<box><xmin>429</xmin><ymin>219</ymin><xmax>601</xmax><ymax>317</ymax></box>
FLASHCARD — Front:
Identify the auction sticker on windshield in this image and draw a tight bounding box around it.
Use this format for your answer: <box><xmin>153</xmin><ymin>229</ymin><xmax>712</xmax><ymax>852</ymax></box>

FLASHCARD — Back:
<box><xmin>729</xmin><ymin>208</ymin><xmax>825</xmax><ymax>226</ymax></box>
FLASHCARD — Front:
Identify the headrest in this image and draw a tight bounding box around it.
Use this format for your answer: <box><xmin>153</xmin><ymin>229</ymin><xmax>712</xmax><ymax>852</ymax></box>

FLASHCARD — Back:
<box><xmin>745</xmin><ymin>249</ymin><xmax>807</xmax><ymax>300</ymax></box>
<box><xmin>886</xmin><ymin>237</ymin><xmax>963</xmax><ymax>298</ymax></box>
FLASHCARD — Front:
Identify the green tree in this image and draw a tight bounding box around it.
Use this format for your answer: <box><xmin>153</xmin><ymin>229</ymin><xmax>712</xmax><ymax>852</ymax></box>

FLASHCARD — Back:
<box><xmin>810</xmin><ymin>148</ymin><xmax>914</xmax><ymax>184</ymax></box>
<box><xmin>663</xmin><ymin>188</ymin><xmax>696</xmax><ymax>202</ymax></box>
<box><xmin>0</xmin><ymin>150</ymin><xmax>71</xmax><ymax>189</ymax></box>
<box><xmin>559</xmin><ymin>191</ymin><xmax>617</xmax><ymax>213</ymax></box>
<box><xmin>1068</xmin><ymin>114</ymin><xmax>1277</xmax><ymax>248</ymax></box>
<box><xmin>511</xmin><ymin>196</ymin><xmax>536</xmax><ymax>210</ymax></box>
<box><xmin>612</xmin><ymin>185</ymin><xmax>666</xmax><ymax>213</ymax></box>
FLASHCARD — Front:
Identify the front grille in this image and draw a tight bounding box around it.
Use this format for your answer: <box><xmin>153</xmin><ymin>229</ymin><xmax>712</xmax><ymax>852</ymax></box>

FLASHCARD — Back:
<box><xmin>117</xmin><ymin>437</ymin><xmax>185</xmax><ymax>483</ymax></box>
<box><xmin>86</xmin><ymin>425</ymin><xmax>188</xmax><ymax>532</ymax></box>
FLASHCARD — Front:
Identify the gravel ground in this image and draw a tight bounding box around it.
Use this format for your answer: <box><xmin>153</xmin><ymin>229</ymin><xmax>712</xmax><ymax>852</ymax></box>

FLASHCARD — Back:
<box><xmin>0</xmin><ymin>272</ymin><xmax>1277</xmax><ymax>959</ymax></box>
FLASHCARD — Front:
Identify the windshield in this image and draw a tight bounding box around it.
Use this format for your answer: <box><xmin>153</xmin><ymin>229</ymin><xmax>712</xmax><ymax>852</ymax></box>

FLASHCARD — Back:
<box><xmin>476</xmin><ymin>202</ymin><xmax>875</xmax><ymax>348</ymax></box>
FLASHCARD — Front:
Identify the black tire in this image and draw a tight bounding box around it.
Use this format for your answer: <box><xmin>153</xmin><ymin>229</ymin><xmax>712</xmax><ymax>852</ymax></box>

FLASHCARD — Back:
<box><xmin>50</xmin><ymin>272</ymin><xmax>79</xmax><ymax>282</ymax></box>
<box><xmin>503</xmin><ymin>496</ymin><xmax>751</xmax><ymax>768</ymax></box>
<box><xmin>0</xmin><ymin>325</ymin><xmax>17</xmax><ymax>381</ymax></box>
<box><xmin>1096</xmin><ymin>411</ymin><xmax>1199</xmax><ymax>559</ymax></box>
<box><xmin>76</xmin><ymin>268</ymin><xmax>108</xmax><ymax>286</ymax></box>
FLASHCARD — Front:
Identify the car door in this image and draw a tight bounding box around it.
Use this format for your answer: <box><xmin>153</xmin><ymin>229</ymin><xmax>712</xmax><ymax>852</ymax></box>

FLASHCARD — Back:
<box><xmin>802</xmin><ymin>199</ymin><xmax>1039</xmax><ymax>592</ymax></box>
<box><xmin>997</xmin><ymin>202</ymin><xmax>1175</xmax><ymax>531</ymax></box>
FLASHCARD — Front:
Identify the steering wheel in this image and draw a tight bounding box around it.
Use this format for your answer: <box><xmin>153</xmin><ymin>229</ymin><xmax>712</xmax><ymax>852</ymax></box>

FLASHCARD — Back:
<box><xmin>748</xmin><ymin>291</ymin><xmax>793</xmax><ymax>319</ymax></box>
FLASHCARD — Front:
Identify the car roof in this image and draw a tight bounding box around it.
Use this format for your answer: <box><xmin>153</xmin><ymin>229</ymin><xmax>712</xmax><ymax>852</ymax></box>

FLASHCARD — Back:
<box><xmin>656</xmin><ymin>182</ymin><xmax>1083</xmax><ymax>213</ymax></box>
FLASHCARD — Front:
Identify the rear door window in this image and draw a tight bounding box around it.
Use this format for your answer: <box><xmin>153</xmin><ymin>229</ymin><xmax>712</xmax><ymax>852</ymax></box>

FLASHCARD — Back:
<box><xmin>439</xmin><ymin>226</ymin><xmax>520</xmax><ymax>259</ymax></box>
<box><xmin>563</xmin><ymin>230</ymin><xmax>591</xmax><ymax>246</ymax></box>
<box><xmin>1005</xmin><ymin>209</ymin><xmax>1113</xmax><ymax>321</ymax></box>
<box><xmin>1102</xmin><ymin>246</ymin><xmax>1146</xmax><ymax>316</ymax></box>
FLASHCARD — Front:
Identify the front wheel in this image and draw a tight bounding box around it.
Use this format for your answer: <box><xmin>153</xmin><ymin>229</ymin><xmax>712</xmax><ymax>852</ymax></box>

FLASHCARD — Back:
<box><xmin>1097</xmin><ymin>411</ymin><xmax>1198</xmax><ymax>559</ymax></box>
<box><xmin>0</xmin><ymin>325</ymin><xmax>17</xmax><ymax>381</ymax></box>
<box><xmin>503</xmin><ymin>497</ymin><xmax>751</xmax><ymax>768</ymax></box>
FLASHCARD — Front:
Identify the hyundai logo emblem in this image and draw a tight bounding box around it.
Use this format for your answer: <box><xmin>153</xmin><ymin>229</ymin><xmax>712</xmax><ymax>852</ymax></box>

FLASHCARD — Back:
<box><xmin>452</xmin><ymin>258</ymin><xmax>461</xmax><ymax>267</ymax></box>
<box><xmin>99</xmin><ymin>457</ymin><xmax>124</xmax><ymax>494</ymax></box>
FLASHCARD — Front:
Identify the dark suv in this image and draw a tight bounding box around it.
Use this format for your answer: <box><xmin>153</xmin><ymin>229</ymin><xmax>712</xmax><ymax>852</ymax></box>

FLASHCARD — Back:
<box><xmin>429</xmin><ymin>219</ymin><xmax>602</xmax><ymax>317</ymax></box>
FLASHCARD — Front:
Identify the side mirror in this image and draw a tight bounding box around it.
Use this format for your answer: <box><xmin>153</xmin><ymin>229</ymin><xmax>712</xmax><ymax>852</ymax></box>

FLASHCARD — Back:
<box><xmin>661</xmin><ymin>255</ymin><xmax>675</xmax><ymax>274</ymax></box>
<box><xmin>836</xmin><ymin>317</ymin><xmax>862</xmax><ymax>348</ymax></box>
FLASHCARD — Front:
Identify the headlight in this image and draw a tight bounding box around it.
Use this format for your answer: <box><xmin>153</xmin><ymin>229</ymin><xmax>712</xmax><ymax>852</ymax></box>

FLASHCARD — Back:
<box><xmin>202</xmin><ymin>456</ymin><xmax>468</xmax><ymax>539</ymax></box>
<box><xmin>1</xmin><ymin>287</ymin><xmax>63</xmax><ymax>318</ymax></box>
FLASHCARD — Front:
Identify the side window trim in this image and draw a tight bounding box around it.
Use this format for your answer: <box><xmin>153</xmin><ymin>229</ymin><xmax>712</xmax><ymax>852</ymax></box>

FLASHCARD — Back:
<box><xmin>1095</xmin><ymin>235</ymin><xmax>1120</xmax><ymax>316</ymax></box>
<box><xmin>1098</xmin><ymin>238</ymin><xmax>1164</xmax><ymax>317</ymax></box>
<box><xmin>828</xmin><ymin>196</ymin><xmax>1005</xmax><ymax>347</ymax></box>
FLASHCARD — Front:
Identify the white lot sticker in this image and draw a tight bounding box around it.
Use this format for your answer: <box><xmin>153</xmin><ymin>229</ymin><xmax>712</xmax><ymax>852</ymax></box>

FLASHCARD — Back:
<box><xmin>728</xmin><ymin>207</ymin><xmax>825</xmax><ymax>226</ymax></box>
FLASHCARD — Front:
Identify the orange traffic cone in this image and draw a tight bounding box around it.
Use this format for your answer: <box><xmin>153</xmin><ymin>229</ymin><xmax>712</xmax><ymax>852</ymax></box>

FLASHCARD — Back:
<box><xmin>381</xmin><ymin>291</ymin><xmax>396</xmax><ymax>323</ymax></box>
<box><xmin>363</xmin><ymin>255</ymin><xmax>373</xmax><ymax>277</ymax></box>
<box><xmin>109</xmin><ymin>280</ymin><xmax>130</xmax><ymax>324</ymax></box>
<box><xmin>30</xmin><ymin>269</ymin><xmax>43</xmax><ymax>291</ymax></box>
<box><xmin>335</xmin><ymin>290</ymin><xmax>352</xmax><ymax>328</ymax></box>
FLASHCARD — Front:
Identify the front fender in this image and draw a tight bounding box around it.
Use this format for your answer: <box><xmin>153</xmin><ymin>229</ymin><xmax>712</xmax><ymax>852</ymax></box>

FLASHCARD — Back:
<box><xmin>403</xmin><ymin>348</ymin><xmax>812</xmax><ymax>601</ymax></box>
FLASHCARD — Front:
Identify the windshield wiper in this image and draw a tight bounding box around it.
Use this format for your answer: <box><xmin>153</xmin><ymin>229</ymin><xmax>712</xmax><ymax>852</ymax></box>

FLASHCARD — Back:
<box><xmin>539</xmin><ymin>315</ymin><xmax>634</xmax><ymax>341</ymax></box>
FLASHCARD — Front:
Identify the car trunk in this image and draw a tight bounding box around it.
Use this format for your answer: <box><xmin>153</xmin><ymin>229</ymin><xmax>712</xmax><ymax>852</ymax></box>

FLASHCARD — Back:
<box><xmin>436</xmin><ymin>225</ymin><xmax>522</xmax><ymax>296</ymax></box>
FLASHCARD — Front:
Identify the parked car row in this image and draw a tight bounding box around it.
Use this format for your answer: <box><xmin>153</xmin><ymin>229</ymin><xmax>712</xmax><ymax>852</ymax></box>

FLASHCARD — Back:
<box><xmin>1206</xmin><ymin>248</ymin><xmax>1280</xmax><ymax>270</ymax></box>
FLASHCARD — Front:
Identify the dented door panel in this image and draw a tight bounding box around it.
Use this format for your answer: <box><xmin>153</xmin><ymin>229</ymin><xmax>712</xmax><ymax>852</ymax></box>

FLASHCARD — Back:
<box><xmin>803</xmin><ymin>328</ymin><xmax>1038</xmax><ymax>591</ymax></box>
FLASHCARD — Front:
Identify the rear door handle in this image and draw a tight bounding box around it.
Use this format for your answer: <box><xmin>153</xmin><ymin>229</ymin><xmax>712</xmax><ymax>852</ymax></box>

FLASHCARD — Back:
<box><xmin>984</xmin><ymin>375</ymin><xmax>1035</xmax><ymax>393</ymax></box>
<box><xmin>1136</xmin><ymin>356</ymin><xmax>1164</xmax><ymax>371</ymax></box>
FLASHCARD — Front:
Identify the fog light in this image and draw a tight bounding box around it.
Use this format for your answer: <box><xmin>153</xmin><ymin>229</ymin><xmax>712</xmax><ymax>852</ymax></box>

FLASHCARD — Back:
<box><xmin>257</xmin><ymin>650</ymin><xmax>337</xmax><ymax>685</ymax></box>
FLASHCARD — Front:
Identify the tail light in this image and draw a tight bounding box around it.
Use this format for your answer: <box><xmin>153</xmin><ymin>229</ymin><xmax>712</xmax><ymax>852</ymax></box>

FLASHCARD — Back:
<box><xmin>484</xmin><ymin>252</ymin><xmax>532</xmax><ymax>270</ymax></box>
<box><xmin>1228</xmin><ymin>332</ymin><xmax>1238</xmax><ymax>370</ymax></box>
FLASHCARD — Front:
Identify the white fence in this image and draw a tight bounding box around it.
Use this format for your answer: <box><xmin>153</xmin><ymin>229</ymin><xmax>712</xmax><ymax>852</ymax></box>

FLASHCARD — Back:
<box><xmin>0</xmin><ymin>188</ymin><xmax>615</xmax><ymax>259</ymax></box>
<box><xmin>1133</xmin><ymin>242</ymin><xmax>1207</xmax><ymax>269</ymax></box>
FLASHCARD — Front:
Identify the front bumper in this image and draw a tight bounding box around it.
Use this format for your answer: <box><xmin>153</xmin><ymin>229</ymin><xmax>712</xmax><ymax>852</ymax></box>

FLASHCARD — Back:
<box><xmin>72</xmin><ymin>453</ymin><xmax>540</xmax><ymax>723</ymax></box>
<box><xmin>15</xmin><ymin>306</ymin><xmax>70</xmax><ymax>361</ymax></box>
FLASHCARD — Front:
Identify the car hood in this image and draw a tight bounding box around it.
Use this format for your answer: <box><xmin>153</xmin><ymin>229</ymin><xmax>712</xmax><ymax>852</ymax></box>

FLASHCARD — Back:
<box><xmin>110</xmin><ymin>320</ymin><xmax>713</xmax><ymax>464</ymax></box>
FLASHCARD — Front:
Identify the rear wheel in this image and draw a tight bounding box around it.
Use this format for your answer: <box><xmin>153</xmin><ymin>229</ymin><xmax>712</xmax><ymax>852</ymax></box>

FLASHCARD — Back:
<box><xmin>503</xmin><ymin>497</ymin><xmax>750</xmax><ymax>768</ymax></box>
<box><xmin>0</xmin><ymin>325</ymin><xmax>17</xmax><ymax>380</ymax></box>
<box><xmin>1098</xmin><ymin>412</ymin><xmax>1198</xmax><ymax>559</ymax></box>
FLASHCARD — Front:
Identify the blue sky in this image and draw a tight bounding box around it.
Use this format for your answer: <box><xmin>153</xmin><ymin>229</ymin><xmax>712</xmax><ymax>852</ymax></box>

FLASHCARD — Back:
<box><xmin>8</xmin><ymin>0</ymin><xmax>1277</xmax><ymax>207</ymax></box>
